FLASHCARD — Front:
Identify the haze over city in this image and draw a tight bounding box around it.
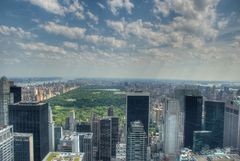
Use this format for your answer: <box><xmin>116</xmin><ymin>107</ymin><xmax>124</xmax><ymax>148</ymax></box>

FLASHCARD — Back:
<box><xmin>0</xmin><ymin>0</ymin><xmax>240</xmax><ymax>80</ymax></box>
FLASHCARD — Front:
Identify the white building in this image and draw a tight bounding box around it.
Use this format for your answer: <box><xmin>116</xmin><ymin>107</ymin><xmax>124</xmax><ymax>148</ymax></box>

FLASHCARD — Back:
<box><xmin>48</xmin><ymin>106</ymin><xmax>55</xmax><ymax>151</ymax></box>
<box><xmin>164</xmin><ymin>99</ymin><xmax>181</xmax><ymax>157</ymax></box>
<box><xmin>116</xmin><ymin>143</ymin><xmax>126</xmax><ymax>161</ymax></box>
<box><xmin>58</xmin><ymin>132</ymin><xmax>79</xmax><ymax>153</ymax></box>
<box><xmin>0</xmin><ymin>125</ymin><xmax>14</xmax><ymax>161</ymax></box>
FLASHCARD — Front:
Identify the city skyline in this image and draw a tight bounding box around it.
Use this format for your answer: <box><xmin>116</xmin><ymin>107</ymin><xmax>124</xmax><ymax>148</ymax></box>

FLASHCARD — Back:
<box><xmin>0</xmin><ymin>0</ymin><xmax>240</xmax><ymax>80</ymax></box>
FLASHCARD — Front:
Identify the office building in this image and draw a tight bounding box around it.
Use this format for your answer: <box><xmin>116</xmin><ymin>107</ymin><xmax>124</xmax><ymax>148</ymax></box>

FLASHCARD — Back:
<box><xmin>126</xmin><ymin>92</ymin><xmax>149</xmax><ymax>143</ymax></box>
<box><xmin>164</xmin><ymin>99</ymin><xmax>181</xmax><ymax>156</ymax></box>
<box><xmin>126</xmin><ymin>121</ymin><xmax>147</xmax><ymax>161</ymax></box>
<box><xmin>54</xmin><ymin>126</ymin><xmax>63</xmax><ymax>151</ymax></box>
<box><xmin>0</xmin><ymin>125</ymin><xmax>14</xmax><ymax>161</ymax></box>
<box><xmin>9</xmin><ymin>102</ymin><xmax>49</xmax><ymax>161</ymax></box>
<box><xmin>79</xmin><ymin>133</ymin><xmax>93</xmax><ymax>161</ymax></box>
<box><xmin>184</xmin><ymin>96</ymin><xmax>203</xmax><ymax>148</ymax></box>
<box><xmin>193</xmin><ymin>131</ymin><xmax>212</xmax><ymax>153</ymax></box>
<box><xmin>10</xmin><ymin>85</ymin><xmax>22</xmax><ymax>103</ymax></box>
<box><xmin>76</xmin><ymin>122</ymin><xmax>91</xmax><ymax>133</ymax></box>
<box><xmin>48</xmin><ymin>106</ymin><xmax>55</xmax><ymax>151</ymax></box>
<box><xmin>111</xmin><ymin>116</ymin><xmax>119</xmax><ymax>157</ymax></box>
<box><xmin>205</xmin><ymin>101</ymin><xmax>225</xmax><ymax>148</ymax></box>
<box><xmin>0</xmin><ymin>76</ymin><xmax>12</xmax><ymax>125</ymax></box>
<box><xmin>224</xmin><ymin>99</ymin><xmax>240</xmax><ymax>150</ymax></box>
<box><xmin>65</xmin><ymin>110</ymin><xmax>76</xmax><ymax>131</ymax></box>
<box><xmin>99</xmin><ymin>118</ymin><xmax>112</xmax><ymax>161</ymax></box>
<box><xmin>14</xmin><ymin>133</ymin><xmax>34</xmax><ymax>161</ymax></box>
<box><xmin>58</xmin><ymin>132</ymin><xmax>79</xmax><ymax>153</ymax></box>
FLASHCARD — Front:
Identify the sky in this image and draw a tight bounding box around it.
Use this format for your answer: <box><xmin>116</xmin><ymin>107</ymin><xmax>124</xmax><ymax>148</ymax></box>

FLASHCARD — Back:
<box><xmin>0</xmin><ymin>0</ymin><xmax>240</xmax><ymax>81</ymax></box>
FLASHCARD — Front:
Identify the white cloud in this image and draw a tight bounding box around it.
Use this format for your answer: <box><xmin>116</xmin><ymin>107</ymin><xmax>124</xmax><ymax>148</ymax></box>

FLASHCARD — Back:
<box><xmin>97</xmin><ymin>2</ymin><xmax>105</xmax><ymax>9</ymax></box>
<box><xmin>29</xmin><ymin>0</ymin><xmax>65</xmax><ymax>15</ymax></box>
<box><xmin>63</xmin><ymin>41</ymin><xmax>79</xmax><ymax>50</ymax></box>
<box><xmin>153</xmin><ymin>0</ymin><xmax>170</xmax><ymax>17</ymax></box>
<box><xmin>87</xmin><ymin>11</ymin><xmax>99</xmax><ymax>23</ymax></box>
<box><xmin>41</xmin><ymin>22</ymin><xmax>86</xmax><ymax>39</ymax></box>
<box><xmin>17</xmin><ymin>42</ymin><xmax>66</xmax><ymax>55</ymax></box>
<box><xmin>0</xmin><ymin>25</ymin><xmax>35</xmax><ymax>38</ymax></box>
<box><xmin>85</xmin><ymin>35</ymin><xmax>127</xmax><ymax>48</ymax></box>
<box><xmin>107</xmin><ymin>0</ymin><xmax>134</xmax><ymax>15</ymax></box>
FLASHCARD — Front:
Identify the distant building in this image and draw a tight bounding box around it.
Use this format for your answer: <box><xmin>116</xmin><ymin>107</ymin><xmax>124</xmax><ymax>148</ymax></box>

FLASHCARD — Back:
<box><xmin>0</xmin><ymin>125</ymin><xmax>14</xmax><ymax>161</ymax></box>
<box><xmin>42</xmin><ymin>152</ymin><xmax>85</xmax><ymax>161</ymax></box>
<box><xmin>76</xmin><ymin>122</ymin><xmax>91</xmax><ymax>133</ymax></box>
<box><xmin>126</xmin><ymin>121</ymin><xmax>147</xmax><ymax>161</ymax></box>
<box><xmin>58</xmin><ymin>132</ymin><xmax>79</xmax><ymax>153</ymax></box>
<box><xmin>14</xmin><ymin>133</ymin><xmax>34</xmax><ymax>161</ymax></box>
<box><xmin>184</xmin><ymin>96</ymin><xmax>203</xmax><ymax>149</ymax></box>
<box><xmin>79</xmin><ymin>133</ymin><xmax>93</xmax><ymax>161</ymax></box>
<box><xmin>205</xmin><ymin>101</ymin><xmax>225</xmax><ymax>148</ymax></box>
<box><xmin>10</xmin><ymin>85</ymin><xmax>22</xmax><ymax>103</ymax></box>
<box><xmin>108</xmin><ymin>106</ymin><xmax>114</xmax><ymax>116</ymax></box>
<box><xmin>99</xmin><ymin>118</ymin><xmax>112</xmax><ymax>161</ymax></box>
<box><xmin>0</xmin><ymin>76</ymin><xmax>12</xmax><ymax>125</ymax></box>
<box><xmin>54</xmin><ymin>126</ymin><xmax>63</xmax><ymax>151</ymax></box>
<box><xmin>65</xmin><ymin>110</ymin><xmax>76</xmax><ymax>131</ymax></box>
<box><xmin>9</xmin><ymin>102</ymin><xmax>49</xmax><ymax>161</ymax></box>
<box><xmin>193</xmin><ymin>131</ymin><xmax>212</xmax><ymax>153</ymax></box>
<box><xmin>164</xmin><ymin>99</ymin><xmax>181</xmax><ymax>156</ymax></box>
<box><xmin>126</xmin><ymin>92</ymin><xmax>150</xmax><ymax>143</ymax></box>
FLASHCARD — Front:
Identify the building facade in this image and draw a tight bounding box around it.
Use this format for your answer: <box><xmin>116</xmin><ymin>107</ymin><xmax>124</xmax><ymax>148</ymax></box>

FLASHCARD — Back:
<box><xmin>14</xmin><ymin>133</ymin><xmax>34</xmax><ymax>161</ymax></box>
<box><xmin>8</xmin><ymin>102</ymin><xmax>49</xmax><ymax>161</ymax></box>
<box><xmin>0</xmin><ymin>125</ymin><xmax>14</xmax><ymax>161</ymax></box>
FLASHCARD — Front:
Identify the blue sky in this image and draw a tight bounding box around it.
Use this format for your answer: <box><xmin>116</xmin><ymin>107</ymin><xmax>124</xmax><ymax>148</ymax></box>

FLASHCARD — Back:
<box><xmin>0</xmin><ymin>0</ymin><xmax>240</xmax><ymax>80</ymax></box>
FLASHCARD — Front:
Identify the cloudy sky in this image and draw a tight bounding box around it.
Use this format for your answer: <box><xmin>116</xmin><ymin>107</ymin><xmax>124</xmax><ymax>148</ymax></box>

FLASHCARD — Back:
<box><xmin>0</xmin><ymin>0</ymin><xmax>240</xmax><ymax>80</ymax></box>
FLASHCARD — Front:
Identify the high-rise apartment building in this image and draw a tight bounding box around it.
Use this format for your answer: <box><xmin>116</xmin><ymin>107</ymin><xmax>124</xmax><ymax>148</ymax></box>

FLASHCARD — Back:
<box><xmin>126</xmin><ymin>121</ymin><xmax>147</xmax><ymax>161</ymax></box>
<box><xmin>205</xmin><ymin>100</ymin><xmax>225</xmax><ymax>148</ymax></box>
<box><xmin>126</xmin><ymin>92</ymin><xmax>149</xmax><ymax>142</ymax></box>
<box><xmin>9</xmin><ymin>102</ymin><xmax>49</xmax><ymax>161</ymax></box>
<box><xmin>0</xmin><ymin>125</ymin><xmax>14</xmax><ymax>161</ymax></box>
<box><xmin>14</xmin><ymin>133</ymin><xmax>34</xmax><ymax>161</ymax></box>
<box><xmin>184</xmin><ymin>96</ymin><xmax>203</xmax><ymax>148</ymax></box>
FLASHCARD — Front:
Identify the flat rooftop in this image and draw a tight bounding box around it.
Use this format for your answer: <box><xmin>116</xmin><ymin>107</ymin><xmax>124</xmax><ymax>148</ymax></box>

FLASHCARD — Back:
<box><xmin>127</xmin><ymin>91</ymin><xmax>150</xmax><ymax>96</ymax></box>
<box><xmin>13</xmin><ymin>133</ymin><xmax>33</xmax><ymax>137</ymax></box>
<box><xmin>42</xmin><ymin>152</ymin><xmax>84</xmax><ymax>161</ymax></box>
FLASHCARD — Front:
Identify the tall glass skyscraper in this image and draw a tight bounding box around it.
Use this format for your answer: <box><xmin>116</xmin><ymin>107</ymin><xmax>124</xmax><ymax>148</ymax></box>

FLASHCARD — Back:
<box><xmin>126</xmin><ymin>92</ymin><xmax>149</xmax><ymax>142</ymax></box>
<box><xmin>9</xmin><ymin>102</ymin><xmax>49</xmax><ymax>161</ymax></box>
<box><xmin>205</xmin><ymin>100</ymin><xmax>225</xmax><ymax>148</ymax></box>
<box><xmin>0</xmin><ymin>125</ymin><xmax>14</xmax><ymax>161</ymax></box>
<box><xmin>184</xmin><ymin>96</ymin><xmax>203</xmax><ymax>148</ymax></box>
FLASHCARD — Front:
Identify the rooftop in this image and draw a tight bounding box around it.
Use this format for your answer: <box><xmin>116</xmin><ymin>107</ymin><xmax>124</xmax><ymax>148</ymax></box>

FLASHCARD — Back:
<box><xmin>127</xmin><ymin>91</ymin><xmax>150</xmax><ymax>96</ymax></box>
<box><xmin>42</xmin><ymin>152</ymin><xmax>85</xmax><ymax>161</ymax></box>
<box><xmin>13</xmin><ymin>133</ymin><xmax>33</xmax><ymax>137</ymax></box>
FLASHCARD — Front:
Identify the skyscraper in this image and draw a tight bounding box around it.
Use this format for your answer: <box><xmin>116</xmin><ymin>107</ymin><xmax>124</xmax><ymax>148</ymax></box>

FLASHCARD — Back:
<box><xmin>108</xmin><ymin>106</ymin><xmax>114</xmax><ymax>116</ymax></box>
<box><xmin>8</xmin><ymin>102</ymin><xmax>49</xmax><ymax>161</ymax></box>
<box><xmin>54</xmin><ymin>126</ymin><xmax>63</xmax><ymax>151</ymax></box>
<box><xmin>0</xmin><ymin>76</ymin><xmax>12</xmax><ymax>125</ymax></box>
<box><xmin>111</xmin><ymin>116</ymin><xmax>119</xmax><ymax>157</ymax></box>
<box><xmin>48</xmin><ymin>106</ymin><xmax>55</xmax><ymax>151</ymax></box>
<box><xmin>79</xmin><ymin>132</ymin><xmax>93</xmax><ymax>161</ymax></box>
<box><xmin>99</xmin><ymin>118</ymin><xmax>111</xmax><ymax>161</ymax></box>
<box><xmin>126</xmin><ymin>92</ymin><xmax>149</xmax><ymax>142</ymax></box>
<box><xmin>0</xmin><ymin>125</ymin><xmax>14</xmax><ymax>161</ymax></box>
<box><xmin>10</xmin><ymin>85</ymin><xmax>22</xmax><ymax>103</ymax></box>
<box><xmin>126</xmin><ymin>121</ymin><xmax>147</xmax><ymax>161</ymax></box>
<box><xmin>164</xmin><ymin>99</ymin><xmax>181</xmax><ymax>157</ymax></box>
<box><xmin>58</xmin><ymin>133</ymin><xmax>79</xmax><ymax>153</ymax></box>
<box><xmin>205</xmin><ymin>100</ymin><xmax>225</xmax><ymax>148</ymax></box>
<box><xmin>14</xmin><ymin>133</ymin><xmax>34</xmax><ymax>161</ymax></box>
<box><xmin>224</xmin><ymin>100</ymin><xmax>240</xmax><ymax>150</ymax></box>
<box><xmin>76</xmin><ymin>122</ymin><xmax>91</xmax><ymax>133</ymax></box>
<box><xmin>184</xmin><ymin>96</ymin><xmax>203</xmax><ymax>148</ymax></box>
